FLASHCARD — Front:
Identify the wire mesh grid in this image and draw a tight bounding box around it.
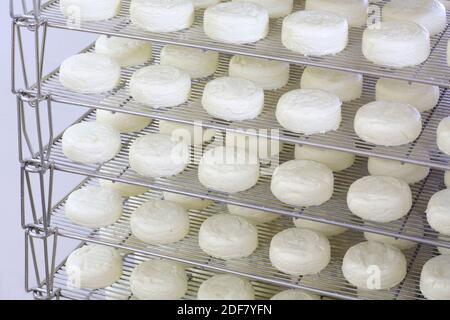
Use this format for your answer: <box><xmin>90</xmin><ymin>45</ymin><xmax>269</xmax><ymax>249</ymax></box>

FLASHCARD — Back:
<box><xmin>31</xmin><ymin>109</ymin><xmax>450</xmax><ymax>250</ymax></box>
<box><xmin>39</xmin><ymin>43</ymin><xmax>450</xmax><ymax>170</ymax></box>
<box><xmin>51</xmin><ymin>247</ymin><xmax>285</xmax><ymax>300</ymax></box>
<box><xmin>39</xmin><ymin>0</ymin><xmax>450</xmax><ymax>87</ymax></box>
<box><xmin>43</xmin><ymin>177</ymin><xmax>441</xmax><ymax>300</ymax></box>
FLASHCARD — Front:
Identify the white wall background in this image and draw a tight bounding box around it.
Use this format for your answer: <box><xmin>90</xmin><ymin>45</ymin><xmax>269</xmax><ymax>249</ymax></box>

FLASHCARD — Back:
<box><xmin>1</xmin><ymin>1</ymin><xmax>98</xmax><ymax>299</ymax></box>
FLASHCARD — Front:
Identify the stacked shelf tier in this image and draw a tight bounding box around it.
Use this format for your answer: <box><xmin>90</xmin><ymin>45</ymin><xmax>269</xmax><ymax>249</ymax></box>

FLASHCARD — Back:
<box><xmin>31</xmin><ymin>110</ymin><xmax>450</xmax><ymax>250</ymax></box>
<box><xmin>38</xmin><ymin>0</ymin><xmax>450</xmax><ymax>87</ymax></box>
<box><xmin>39</xmin><ymin>45</ymin><xmax>450</xmax><ymax>170</ymax></box>
<box><xmin>37</xmin><ymin>176</ymin><xmax>439</xmax><ymax>300</ymax></box>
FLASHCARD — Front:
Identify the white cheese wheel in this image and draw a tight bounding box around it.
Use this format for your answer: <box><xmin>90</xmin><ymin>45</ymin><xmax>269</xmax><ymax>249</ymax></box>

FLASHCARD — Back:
<box><xmin>128</xmin><ymin>133</ymin><xmax>190</xmax><ymax>178</ymax></box>
<box><xmin>198</xmin><ymin>274</ymin><xmax>255</xmax><ymax>300</ymax></box>
<box><xmin>130</xmin><ymin>259</ymin><xmax>187</xmax><ymax>300</ymax></box>
<box><xmin>362</xmin><ymin>21</ymin><xmax>430</xmax><ymax>68</ymax></box>
<box><xmin>269</xmin><ymin>227</ymin><xmax>331</xmax><ymax>276</ymax></box>
<box><xmin>375</xmin><ymin>78</ymin><xmax>440</xmax><ymax>112</ymax></box>
<box><xmin>294</xmin><ymin>144</ymin><xmax>355</xmax><ymax>172</ymax></box>
<box><xmin>60</xmin><ymin>0</ymin><xmax>121</xmax><ymax>21</ymax></box>
<box><xmin>229</xmin><ymin>55</ymin><xmax>290</xmax><ymax>90</ymax></box>
<box><xmin>300</xmin><ymin>66</ymin><xmax>363</xmax><ymax>102</ymax></box>
<box><xmin>99</xmin><ymin>180</ymin><xmax>149</xmax><ymax>197</ymax></box>
<box><xmin>445</xmin><ymin>171</ymin><xmax>450</xmax><ymax>188</ymax></box>
<box><xmin>130</xmin><ymin>0</ymin><xmax>194</xmax><ymax>32</ymax></box>
<box><xmin>342</xmin><ymin>241</ymin><xmax>407</xmax><ymax>290</ymax></box>
<box><xmin>159</xmin><ymin>120</ymin><xmax>216</xmax><ymax>146</ymax></box>
<box><xmin>276</xmin><ymin>89</ymin><xmax>342</xmax><ymax>134</ymax></box>
<box><xmin>163</xmin><ymin>192</ymin><xmax>214</xmax><ymax>211</ymax></box>
<box><xmin>227</xmin><ymin>204</ymin><xmax>280</xmax><ymax>225</ymax></box>
<box><xmin>426</xmin><ymin>189</ymin><xmax>450</xmax><ymax>236</ymax></box>
<box><xmin>59</xmin><ymin>53</ymin><xmax>121</xmax><ymax>94</ymax></box>
<box><xmin>199</xmin><ymin>214</ymin><xmax>258</xmax><ymax>259</ymax></box>
<box><xmin>204</xmin><ymin>2</ymin><xmax>269</xmax><ymax>44</ymax></box>
<box><xmin>271</xmin><ymin>289</ymin><xmax>321</xmax><ymax>300</ymax></box>
<box><xmin>271</xmin><ymin>160</ymin><xmax>334</xmax><ymax>207</ymax></box>
<box><xmin>95</xmin><ymin>36</ymin><xmax>151</xmax><ymax>67</ymax></box>
<box><xmin>202</xmin><ymin>77</ymin><xmax>264</xmax><ymax>121</ymax></box>
<box><xmin>367</xmin><ymin>157</ymin><xmax>430</xmax><ymax>185</ymax></box>
<box><xmin>66</xmin><ymin>245</ymin><xmax>123</xmax><ymax>289</ymax></box>
<box><xmin>347</xmin><ymin>176</ymin><xmax>413</xmax><ymax>223</ymax></box>
<box><xmin>62</xmin><ymin>122</ymin><xmax>121</xmax><ymax>164</ymax></box>
<box><xmin>233</xmin><ymin>0</ymin><xmax>293</xmax><ymax>18</ymax></box>
<box><xmin>193</xmin><ymin>0</ymin><xmax>221</xmax><ymax>9</ymax></box>
<box><xmin>293</xmin><ymin>218</ymin><xmax>348</xmax><ymax>237</ymax></box>
<box><xmin>129</xmin><ymin>65</ymin><xmax>191</xmax><ymax>108</ymax></box>
<box><xmin>282</xmin><ymin>10</ymin><xmax>348</xmax><ymax>56</ymax></box>
<box><xmin>305</xmin><ymin>0</ymin><xmax>369</xmax><ymax>27</ymax></box>
<box><xmin>225</xmin><ymin>131</ymin><xmax>283</xmax><ymax>159</ymax></box>
<box><xmin>420</xmin><ymin>255</ymin><xmax>450</xmax><ymax>300</ymax></box>
<box><xmin>160</xmin><ymin>45</ymin><xmax>219</xmax><ymax>79</ymax></box>
<box><xmin>354</xmin><ymin>101</ymin><xmax>422</xmax><ymax>146</ymax></box>
<box><xmin>437</xmin><ymin>117</ymin><xmax>450</xmax><ymax>155</ymax></box>
<box><xmin>383</xmin><ymin>0</ymin><xmax>446</xmax><ymax>36</ymax></box>
<box><xmin>363</xmin><ymin>232</ymin><xmax>417</xmax><ymax>251</ymax></box>
<box><xmin>96</xmin><ymin>110</ymin><xmax>152</xmax><ymax>133</ymax></box>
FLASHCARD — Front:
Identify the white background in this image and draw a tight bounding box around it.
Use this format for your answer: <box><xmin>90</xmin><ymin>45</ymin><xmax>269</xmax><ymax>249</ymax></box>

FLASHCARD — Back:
<box><xmin>1</xmin><ymin>1</ymin><xmax>97</xmax><ymax>299</ymax></box>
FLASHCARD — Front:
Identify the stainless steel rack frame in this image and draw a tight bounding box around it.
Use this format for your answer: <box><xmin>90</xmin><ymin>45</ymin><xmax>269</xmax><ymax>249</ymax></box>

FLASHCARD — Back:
<box><xmin>37</xmin><ymin>0</ymin><xmax>450</xmax><ymax>88</ymax></box>
<box><xmin>10</xmin><ymin>0</ymin><xmax>450</xmax><ymax>300</ymax></box>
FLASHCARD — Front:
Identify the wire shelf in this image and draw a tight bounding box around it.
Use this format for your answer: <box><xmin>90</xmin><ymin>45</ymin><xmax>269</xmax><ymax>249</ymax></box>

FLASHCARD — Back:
<box><xmin>51</xmin><ymin>247</ymin><xmax>285</xmax><ymax>300</ymax></box>
<box><xmin>39</xmin><ymin>0</ymin><xmax>450</xmax><ymax>88</ymax></box>
<box><xmin>40</xmin><ymin>177</ymin><xmax>441</xmax><ymax>300</ymax></box>
<box><xmin>31</xmin><ymin>110</ymin><xmax>450</xmax><ymax>252</ymax></box>
<box><xmin>39</xmin><ymin>44</ymin><xmax>450</xmax><ymax>170</ymax></box>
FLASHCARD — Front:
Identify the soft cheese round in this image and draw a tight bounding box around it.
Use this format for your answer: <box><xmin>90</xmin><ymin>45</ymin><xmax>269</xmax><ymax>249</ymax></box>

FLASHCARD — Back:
<box><xmin>193</xmin><ymin>0</ymin><xmax>221</xmax><ymax>9</ymax></box>
<box><xmin>130</xmin><ymin>199</ymin><xmax>190</xmax><ymax>244</ymax></box>
<box><xmin>282</xmin><ymin>10</ymin><xmax>348</xmax><ymax>56</ymax></box>
<box><xmin>362</xmin><ymin>21</ymin><xmax>430</xmax><ymax>68</ymax></box>
<box><xmin>363</xmin><ymin>232</ymin><xmax>417</xmax><ymax>251</ymax></box>
<box><xmin>354</xmin><ymin>101</ymin><xmax>422</xmax><ymax>146</ymax></box>
<box><xmin>300</xmin><ymin>66</ymin><xmax>363</xmax><ymax>102</ymax></box>
<box><xmin>66</xmin><ymin>245</ymin><xmax>123</xmax><ymax>289</ymax></box>
<box><xmin>159</xmin><ymin>120</ymin><xmax>216</xmax><ymax>146</ymax></box>
<box><xmin>271</xmin><ymin>160</ymin><xmax>334</xmax><ymax>207</ymax></box>
<box><xmin>227</xmin><ymin>204</ymin><xmax>280</xmax><ymax>225</ymax></box>
<box><xmin>66</xmin><ymin>186</ymin><xmax>123</xmax><ymax>228</ymax></box>
<box><xmin>99</xmin><ymin>180</ymin><xmax>149</xmax><ymax>197</ymax></box>
<box><xmin>271</xmin><ymin>289</ymin><xmax>321</xmax><ymax>300</ymax></box>
<box><xmin>130</xmin><ymin>259</ymin><xmax>187</xmax><ymax>300</ymax></box>
<box><xmin>269</xmin><ymin>227</ymin><xmax>331</xmax><ymax>276</ymax></box>
<box><xmin>293</xmin><ymin>218</ymin><xmax>348</xmax><ymax>237</ymax></box>
<box><xmin>204</xmin><ymin>2</ymin><xmax>269</xmax><ymax>44</ymax></box>
<box><xmin>60</xmin><ymin>53</ymin><xmax>121</xmax><ymax>94</ymax></box>
<box><xmin>229</xmin><ymin>55</ymin><xmax>290</xmax><ymax>90</ymax></box>
<box><xmin>130</xmin><ymin>0</ymin><xmax>194</xmax><ymax>32</ymax></box>
<box><xmin>437</xmin><ymin>117</ymin><xmax>450</xmax><ymax>155</ymax></box>
<box><xmin>198</xmin><ymin>146</ymin><xmax>260</xmax><ymax>193</ymax></box>
<box><xmin>95</xmin><ymin>36</ymin><xmax>151</xmax><ymax>67</ymax></box>
<box><xmin>202</xmin><ymin>77</ymin><xmax>264</xmax><ymax>121</ymax></box>
<box><xmin>445</xmin><ymin>171</ymin><xmax>450</xmax><ymax>188</ymax></box>
<box><xmin>62</xmin><ymin>122</ymin><xmax>121</xmax><ymax>164</ymax></box>
<box><xmin>225</xmin><ymin>131</ymin><xmax>283</xmax><ymax>159</ymax></box>
<box><xmin>198</xmin><ymin>274</ymin><xmax>255</xmax><ymax>300</ymax></box>
<box><xmin>96</xmin><ymin>110</ymin><xmax>152</xmax><ymax>133</ymax></box>
<box><xmin>420</xmin><ymin>254</ymin><xmax>450</xmax><ymax>300</ymax></box>
<box><xmin>294</xmin><ymin>144</ymin><xmax>355</xmax><ymax>172</ymax></box>
<box><xmin>383</xmin><ymin>0</ymin><xmax>446</xmax><ymax>36</ymax></box>
<box><xmin>160</xmin><ymin>45</ymin><xmax>219</xmax><ymax>79</ymax></box>
<box><xmin>60</xmin><ymin>0</ymin><xmax>121</xmax><ymax>21</ymax></box>
<box><xmin>438</xmin><ymin>237</ymin><xmax>450</xmax><ymax>254</ymax></box>
<box><xmin>129</xmin><ymin>133</ymin><xmax>189</xmax><ymax>178</ymax></box>
<box><xmin>305</xmin><ymin>0</ymin><xmax>369</xmax><ymax>27</ymax></box>
<box><xmin>375</xmin><ymin>78</ymin><xmax>440</xmax><ymax>113</ymax></box>
<box><xmin>367</xmin><ymin>157</ymin><xmax>430</xmax><ymax>185</ymax></box>
<box><xmin>129</xmin><ymin>65</ymin><xmax>191</xmax><ymax>108</ymax></box>
<box><xmin>163</xmin><ymin>192</ymin><xmax>213</xmax><ymax>211</ymax></box>
<box><xmin>347</xmin><ymin>176</ymin><xmax>413</xmax><ymax>223</ymax></box>
<box><xmin>426</xmin><ymin>189</ymin><xmax>450</xmax><ymax>236</ymax></box>
<box><xmin>276</xmin><ymin>89</ymin><xmax>342</xmax><ymax>134</ymax></box>
<box><xmin>199</xmin><ymin>213</ymin><xmax>258</xmax><ymax>260</ymax></box>
<box><xmin>234</xmin><ymin>0</ymin><xmax>293</xmax><ymax>18</ymax></box>
<box><xmin>342</xmin><ymin>241</ymin><xmax>407</xmax><ymax>290</ymax></box>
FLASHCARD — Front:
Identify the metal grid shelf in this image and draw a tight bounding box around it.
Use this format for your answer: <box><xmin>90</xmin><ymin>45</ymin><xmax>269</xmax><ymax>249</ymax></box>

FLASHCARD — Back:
<box><xmin>31</xmin><ymin>110</ymin><xmax>450</xmax><ymax>250</ymax></box>
<box><xmin>51</xmin><ymin>247</ymin><xmax>284</xmax><ymax>300</ymax></box>
<box><xmin>39</xmin><ymin>0</ymin><xmax>450</xmax><ymax>88</ymax></box>
<box><xmin>39</xmin><ymin>177</ymin><xmax>440</xmax><ymax>300</ymax></box>
<box><xmin>40</xmin><ymin>44</ymin><xmax>450</xmax><ymax>170</ymax></box>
